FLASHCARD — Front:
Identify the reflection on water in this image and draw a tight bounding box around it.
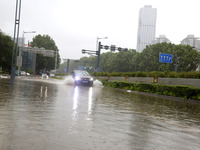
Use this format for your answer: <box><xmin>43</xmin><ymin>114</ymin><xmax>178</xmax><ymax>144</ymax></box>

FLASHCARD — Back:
<box><xmin>73</xmin><ymin>86</ymin><xmax>79</xmax><ymax>110</ymax></box>
<box><xmin>88</xmin><ymin>87</ymin><xmax>93</xmax><ymax>114</ymax></box>
<box><xmin>0</xmin><ymin>78</ymin><xmax>200</xmax><ymax>150</ymax></box>
<box><xmin>70</xmin><ymin>86</ymin><xmax>95</xmax><ymax>134</ymax></box>
<box><xmin>40</xmin><ymin>86</ymin><xmax>48</xmax><ymax>99</ymax></box>
<box><xmin>69</xmin><ymin>86</ymin><xmax>79</xmax><ymax>134</ymax></box>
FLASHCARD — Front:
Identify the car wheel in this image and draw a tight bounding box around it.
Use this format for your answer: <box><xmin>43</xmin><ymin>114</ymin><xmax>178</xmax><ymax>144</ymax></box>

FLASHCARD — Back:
<box><xmin>89</xmin><ymin>82</ymin><xmax>93</xmax><ymax>87</ymax></box>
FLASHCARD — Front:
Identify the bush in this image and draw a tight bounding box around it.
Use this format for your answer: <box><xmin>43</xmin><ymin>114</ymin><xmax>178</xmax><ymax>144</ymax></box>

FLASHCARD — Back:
<box><xmin>93</xmin><ymin>71</ymin><xmax>200</xmax><ymax>79</ymax></box>
<box><xmin>101</xmin><ymin>80</ymin><xmax>200</xmax><ymax>101</ymax></box>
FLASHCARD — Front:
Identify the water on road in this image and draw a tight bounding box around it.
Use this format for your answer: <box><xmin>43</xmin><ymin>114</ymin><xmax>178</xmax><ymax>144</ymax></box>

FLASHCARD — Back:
<box><xmin>0</xmin><ymin>77</ymin><xmax>200</xmax><ymax>150</ymax></box>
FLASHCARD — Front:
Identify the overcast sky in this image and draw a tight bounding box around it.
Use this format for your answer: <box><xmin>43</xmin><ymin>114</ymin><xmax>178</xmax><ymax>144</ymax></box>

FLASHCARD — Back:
<box><xmin>1</xmin><ymin>0</ymin><xmax>200</xmax><ymax>60</ymax></box>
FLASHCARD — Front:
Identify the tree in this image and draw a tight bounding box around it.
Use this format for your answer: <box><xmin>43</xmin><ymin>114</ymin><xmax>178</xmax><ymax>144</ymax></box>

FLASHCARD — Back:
<box><xmin>100</xmin><ymin>50</ymin><xmax>136</xmax><ymax>72</ymax></box>
<box><xmin>137</xmin><ymin>43</ymin><xmax>199</xmax><ymax>72</ymax></box>
<box><xmin>31</xmin><ymin>34</ymin><xmax>60</xmax><ymax>74</ymax></box>
<box><xmin>58</xmin><ymin>42</ymin><xmax>199</xmax><ymax>73</ymax></box>
<box><xmin>0</xmin><ymin>30</ymin><xmax>13</xmax><ymax>73</ymax></box>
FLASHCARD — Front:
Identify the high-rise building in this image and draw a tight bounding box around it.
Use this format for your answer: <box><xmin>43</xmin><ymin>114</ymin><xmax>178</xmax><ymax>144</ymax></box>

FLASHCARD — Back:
<box><xmin>153</xmin><ymin>35</ymin><xmax>171</xmax><ymax>44</ymax></box>
<box><xmin>136</xmin><ymin>5</ymin><xmax>157</xmax><ymax>52</ymax></box>
<box><xmin>181</xmin><ymin>34</ymin><xmax>200</xmax><ymax>49</ymax></box>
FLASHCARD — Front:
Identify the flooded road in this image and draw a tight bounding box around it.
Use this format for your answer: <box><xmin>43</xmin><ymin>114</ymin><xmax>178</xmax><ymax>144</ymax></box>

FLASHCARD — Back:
<box><xmin>0</xmin><ymin>77</ymin><xmax>200</xmax><ymax>150</ymax></box>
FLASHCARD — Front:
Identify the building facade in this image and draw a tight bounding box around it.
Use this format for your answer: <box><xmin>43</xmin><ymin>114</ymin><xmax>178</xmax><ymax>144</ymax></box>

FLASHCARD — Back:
<box><xmin>136</xmin><ymin>5</ymin><xmax>157</xmax><ymax>52</ymax></box>
<box><xmin>181</xmin><ymin>34</ymin><xmax>200</xmax><ymax>49</ymax></box>
<box><xmin>13</xmin><ymin>37</ymin><xmax>36</xmax><ymax>73</ymax></box>
<box><xmin>153</xmin><ymin>35</ymin><xmax>171</xmax><ymax>44</ymax></box>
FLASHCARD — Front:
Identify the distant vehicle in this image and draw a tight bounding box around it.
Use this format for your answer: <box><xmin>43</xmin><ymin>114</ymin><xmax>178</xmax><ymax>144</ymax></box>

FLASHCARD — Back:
<box><xmin>72</xmin><ymin>70</ymin><xmax>93</xmax><ymax>86</ymax></box>
<box><xmin>20</xmin><ymin>71</ymin><xmax>26</xmax><ymax>76</ymax></box>
<box><xmin>26</xmin><ymin>72</ymin><xmax>30</xmax><ymax>76</ymax></box>
<box><xmin>0</xmin><ymin>74</ymin><xmax>10</xmax><ymax>79</ymax></box>
<box><xmin>42</xmin><ymin>74</ymin><xmax>49</xmax><ymax>79</ymax></box>
<box><xmin>50</xmin><ymin>73</ymin><xmax>55</xmax><ymax>77</ymax></box>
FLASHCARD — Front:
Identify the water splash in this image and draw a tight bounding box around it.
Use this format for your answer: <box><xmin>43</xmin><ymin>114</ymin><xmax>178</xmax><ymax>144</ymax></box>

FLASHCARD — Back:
<box><xmin>63</xmin><ymin>76</ymin><xmax>74</xmax><ymax>85</ymax></box>
<box><xmin>93</xmin><ymin>80</ymin><xmax>104</xmax><ymax>87</ymax></box>
<box><xmin>63</xmin><ymin>76</ymin><xmax>103</xmax><ymax>87</ymax></box>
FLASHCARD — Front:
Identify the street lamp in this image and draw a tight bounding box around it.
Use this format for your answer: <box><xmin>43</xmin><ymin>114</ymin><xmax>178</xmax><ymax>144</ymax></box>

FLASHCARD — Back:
<box><xmin>96</xmin><ymin>37</ymin><xmax>108</xmax><ymax>51</ymax></box>
<box><xmin>10</xmin><ymin>0</ymin><xmax>22</xmax><ymax>85</ymax></box>
<box><xmin>18</xmin><ymin>30</ymin><xmax>36</xmax><ymax>75</ymax></box>
<box><xmin>22</xmin><ymin>31</ymin><xmax>36</xmax><ymax>48</ymax></box>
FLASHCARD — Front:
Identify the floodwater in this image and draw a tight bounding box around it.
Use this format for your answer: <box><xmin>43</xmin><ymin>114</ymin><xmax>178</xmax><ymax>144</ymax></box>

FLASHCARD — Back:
<box><xmin>0</xmin><ymin>77</ymin><xmax>200</xmax><ymax>150</ymax></box>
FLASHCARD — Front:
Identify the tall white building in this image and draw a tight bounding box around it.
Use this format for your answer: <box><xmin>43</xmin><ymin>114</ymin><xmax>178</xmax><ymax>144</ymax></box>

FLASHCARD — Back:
<box><xmin>136</xmin><ymin>5</ymin><xmax>157</xmax><ymax>52</ymax></box>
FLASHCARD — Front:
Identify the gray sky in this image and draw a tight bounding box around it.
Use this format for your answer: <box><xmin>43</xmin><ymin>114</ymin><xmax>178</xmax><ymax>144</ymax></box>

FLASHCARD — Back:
<box><xmin>0</xmin><ymin>0</ymin><xmax>200</xmax><ymax>60</ymax></box>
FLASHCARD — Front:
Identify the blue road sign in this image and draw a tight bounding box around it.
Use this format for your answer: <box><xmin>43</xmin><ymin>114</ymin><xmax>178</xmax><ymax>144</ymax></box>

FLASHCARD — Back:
<box><xmin>77</xmin><ymin>66</ymin><xmax>84</xmax><ymax>70</ymax></box>
<box><xmin>159</xmin><ymin>53</ymin><xmax>173</xmax><ymax>63</ymax></box>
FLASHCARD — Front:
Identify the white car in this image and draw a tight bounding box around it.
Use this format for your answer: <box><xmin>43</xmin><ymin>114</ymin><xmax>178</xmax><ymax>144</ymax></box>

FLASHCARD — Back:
<box><xmin>0</xmin><ymin>74</ymin><xmax>10</xmax><ymax>78</ymax></box>
<box><xmin>20</xmin><ymin>71</ymin><xmax>26</xmax><ymax>76</ymax></box>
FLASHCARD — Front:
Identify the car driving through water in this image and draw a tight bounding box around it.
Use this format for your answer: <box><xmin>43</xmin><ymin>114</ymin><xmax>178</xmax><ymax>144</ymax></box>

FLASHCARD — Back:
<box><xmin>71</xmin><ymin>70</ymin><xmax>93</xmax><ymax>86</ymax></box>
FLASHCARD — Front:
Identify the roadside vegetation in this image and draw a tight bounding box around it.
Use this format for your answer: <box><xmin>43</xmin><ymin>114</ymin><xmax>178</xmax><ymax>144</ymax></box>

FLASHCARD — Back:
<box><xmin>58</xmin><ymin>42</ymin><xmax>200</xmax><ymax>74</ymax></box>
<box><xmin>0</xmin><ymin>30</ymin><xmax>13</xmax><ymax>73</ymax></box>
<box><xmin>92</xmin><ymin>71</ymin><xmax>200</xmax><ymax>78</ymax></box>
<box><xmin>101</xmin><ymin>80</ymin><xmax>200</xmax><ymax>101</ymax></box>
<box><xmin>0</xmin><ymin>29</ymin><xmax>61</xmax><ymax>75</ymax></box>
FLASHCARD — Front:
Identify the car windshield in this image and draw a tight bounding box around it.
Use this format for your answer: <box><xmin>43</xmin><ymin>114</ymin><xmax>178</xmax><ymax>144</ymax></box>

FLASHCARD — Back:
<box><xmin>75</xmin><ymin>71</ymin><xmax>90</xmax><ymax>76</ymax></box>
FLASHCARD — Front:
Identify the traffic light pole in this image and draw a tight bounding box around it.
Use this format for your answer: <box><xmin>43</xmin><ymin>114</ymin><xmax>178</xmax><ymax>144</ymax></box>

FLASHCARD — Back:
<box><xmin>67</xmin><ymin>59</ymin><xmax>70</xmax><ymax>73</ymax></box>
<box><xmin>96</xmin><ymin>42</ymin><xmax>101</xmax><ymax>72</ymax></box>
<box><xmin>82</xmin><ymin>42</ymin><xmax>129</xmax><ymax>72</ymax></box>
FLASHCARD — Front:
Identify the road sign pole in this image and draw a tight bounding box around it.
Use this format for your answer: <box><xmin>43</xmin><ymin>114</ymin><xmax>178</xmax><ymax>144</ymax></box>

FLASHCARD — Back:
<box><xmin>175</xmin><ymin>54</ymin><xmax>178</xmax><ymax>72</ymax></box>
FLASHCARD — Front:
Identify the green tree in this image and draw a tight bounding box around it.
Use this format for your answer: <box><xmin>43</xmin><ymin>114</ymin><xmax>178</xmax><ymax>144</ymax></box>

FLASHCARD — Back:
<box><xmin>0</xmin><ymin>30</ymin><xmax>13</xmax><ymax>73</ymax></box>
<box><xmin>58</xmin><ymin>42</ymin><xmax>199</xmax><ymax>73</ymax></box>
<box><xmin>137</xmin><ymin>43</ymin><xmax>199</xmax><ymax>72</ymax></box>
<box><xmin>31</xmin><ymin>34</ymin><xmax>60</xmax><ymax>74</ymax></box>
<box><xmin>100</xmin><ymin>50</ymin><xmax>136</xmax><ymax>72</ymax></box>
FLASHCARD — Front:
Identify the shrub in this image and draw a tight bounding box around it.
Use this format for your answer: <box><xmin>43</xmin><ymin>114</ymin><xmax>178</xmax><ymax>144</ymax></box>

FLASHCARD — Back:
<box><xmin>94</xmin><ymin>71</ymin><xmax>200</xmax><ymax>79</ymax></box>
<box><xmin>100</xmin><ymin>80</ymin><xmax>200</xmax><ymax>101</ymax></box>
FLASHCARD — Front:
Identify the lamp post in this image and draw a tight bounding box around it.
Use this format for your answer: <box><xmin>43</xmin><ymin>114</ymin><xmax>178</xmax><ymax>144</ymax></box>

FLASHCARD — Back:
<box><xmin>18</xmin><ymin>30</ymin><xmax>36</xmax><ymax>76</ymax></box>
<box><xmin>10</xmin><ymin>0</ymin><xmax>22</xmax><ymax>85</ymax></box>
<box><xmin>96</xmin><ymin>37</ymin><xmax>108</xmax><ymax>52</ymax></box>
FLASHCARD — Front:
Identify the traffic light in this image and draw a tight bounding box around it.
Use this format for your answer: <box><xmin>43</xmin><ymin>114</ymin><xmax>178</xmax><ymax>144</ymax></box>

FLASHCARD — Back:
<box><xmin>104</xmin><ymin>45</ymin><xmax>109</xmax><ymax>50</ymax></box>
<box><xmin>82</xmin><ymin>49</ymin><xmax>86</xmax><ymax>54</ymax></box>
<box><xmin>123</xmin><ymin>48</ymin><xmax>128</xmax><ymax>52</ymax></box>
<box><xmin>110</xmin><ymin>45</ymin><xmax>116</xmax><ymax>52</ymax></box>
<box><xmin>118</xmin><ymin>47</ymin><xmax>122</xmax><ymax>51</ymax></box>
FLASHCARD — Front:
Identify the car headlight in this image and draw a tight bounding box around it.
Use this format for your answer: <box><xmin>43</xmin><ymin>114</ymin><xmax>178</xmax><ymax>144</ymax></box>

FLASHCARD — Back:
<box><xmin>75</xmin><ymin>76</ymin><xmax>81</xmax><ymax>81</ymax></box>
<box><xmin>90</xmin><ymin>77</ymin><xmax>93</xmax><ymax>81</ymax></box>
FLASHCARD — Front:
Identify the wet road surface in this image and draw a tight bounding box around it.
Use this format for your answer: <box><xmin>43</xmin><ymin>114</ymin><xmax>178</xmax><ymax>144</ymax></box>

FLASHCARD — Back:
<box><xmin>0</xmin><ymin>77</ymin><xmax>200</xmax><ymax>150</ymax></box>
